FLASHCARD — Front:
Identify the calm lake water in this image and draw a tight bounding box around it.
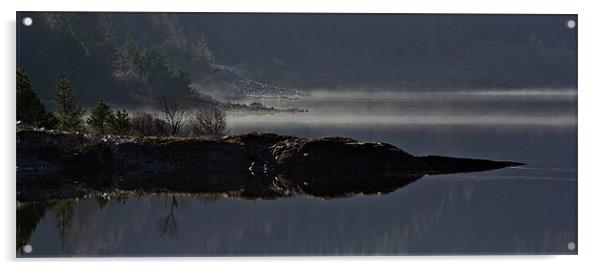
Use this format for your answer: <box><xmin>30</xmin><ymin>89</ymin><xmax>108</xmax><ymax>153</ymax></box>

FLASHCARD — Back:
<box><xmin>17</xmin><ymin>89</ymin><xmax>577</xmax><ymax>256</ymax></box>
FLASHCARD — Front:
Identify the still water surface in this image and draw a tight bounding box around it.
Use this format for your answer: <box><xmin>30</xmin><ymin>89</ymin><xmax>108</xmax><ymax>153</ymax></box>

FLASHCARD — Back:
<box><xmin>18</xmin><ymin>89</ymin><xmax>577</xmax><ymax>256</ymax></box>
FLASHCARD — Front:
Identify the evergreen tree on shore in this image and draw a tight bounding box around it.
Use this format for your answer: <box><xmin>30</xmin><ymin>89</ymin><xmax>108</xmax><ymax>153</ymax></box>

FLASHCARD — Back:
<box><xmin>54</xmin><ymin>69</ymin><xmax>85</xmax><ymax>131</ymax></box>
<box><xmin>16</xmin><ymin>68</ymin><xmax>57</xmax><ymax>128</ymax></box>
<box><xmin>87</xmin><ymin>98</ymin><xmax>113</xmax><ymax>134</ymax></box>
<box><xmin>109</xmin><ymin>109</ymin><xmax>131</xmax><ymax>135</ymax></box>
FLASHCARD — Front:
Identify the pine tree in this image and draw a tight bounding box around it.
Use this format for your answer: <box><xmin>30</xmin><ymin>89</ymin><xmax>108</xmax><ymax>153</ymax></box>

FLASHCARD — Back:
<box><xmin>109</xmin><ymin>109</ymin><xmax>131</xmax><ymax>135</ymax></box>
<box><xmin>190</xmin><ymin>35</ymin><xmax>215</xmax><ymax>72</ymax></box>
<box><xmin>54</xmin><ymin>69</ymin><xmax>85</xmax><ymax>131</ymax></box>
<box><xmin>112</xmin><ymin>36</ymin><xmax>142</xmax><ymax>82</ymax></box>
<box><xmin>16</xmin><ymin>68</ymin><xmax>57</xmax><ymax>129</ymax></box>
<box><xmin>86</xmin><ymin>98</ymin><xmax>114</xmax><ymax>134</ymax></box>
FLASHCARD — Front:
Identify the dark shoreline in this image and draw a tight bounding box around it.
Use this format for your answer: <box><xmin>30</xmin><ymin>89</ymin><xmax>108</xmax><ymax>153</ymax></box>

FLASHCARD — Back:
<box><xmin>17</xmin><ymin>129</ymin><xmax>524</xmax><ymax>202</ymax></box>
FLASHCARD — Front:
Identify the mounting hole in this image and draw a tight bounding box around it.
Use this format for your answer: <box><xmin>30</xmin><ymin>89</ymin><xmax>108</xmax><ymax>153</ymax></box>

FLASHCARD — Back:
<box><xmin>23</xmin><ymin>244</ymin><xmax>33</xmax><ymax>253</ymax></box>
<box><xmin>566</xmin><ymin>20</ymin><xmax>576</xmax><ymax>29</ymax></box>
<box><xmin>567</xmin><ymin>242</ymin><xmax>576</xmax><ymax>251</ymax></box>
<box><xmin>22</xmin><ymin>17</ymin><xmax>33</xmax><ymax>27</ymax></box>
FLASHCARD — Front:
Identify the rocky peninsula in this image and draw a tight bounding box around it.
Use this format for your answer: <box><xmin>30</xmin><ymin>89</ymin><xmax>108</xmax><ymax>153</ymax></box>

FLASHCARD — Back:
<box><xmin>17</xmin><ymin>129</ymin><xmax>524</xmax><ymax>202</ymax></box>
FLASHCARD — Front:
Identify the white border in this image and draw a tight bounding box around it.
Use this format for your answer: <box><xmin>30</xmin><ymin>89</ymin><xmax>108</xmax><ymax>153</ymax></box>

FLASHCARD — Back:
<box><xmin>0</xmin><ymin>0</ymin><xmax>584</xmax><ymax>13</ymax></box>
<box><xmin>2</xmin><ymin>0</ymin><xmax>601</xmax><ymax>269</ymax></box>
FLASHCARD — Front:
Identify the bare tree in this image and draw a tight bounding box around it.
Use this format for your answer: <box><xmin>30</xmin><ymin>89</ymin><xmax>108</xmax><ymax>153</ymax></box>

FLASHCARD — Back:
<box><xmin>157</xmin><ymin>196</ymin><xmax>179</xmax><ymax>239</ymax></box>
<box><xmin>131</xmin><ymin>113</ymin><xmax>154</xmax><ymax>136</ymax></box>
<box><xmin>155</xmin><ymin>96</ymin><xmax>190</xmax><ymax>136</ymax></box>
<box><xmin>131</xmin><ymin>112</ymin><xmax>170</xmax><ymax>136</ymax></box>
<box><xmin>191</xmin><ymin>107</ymin><xmax>228</xmax><ymax>140</ymax></box>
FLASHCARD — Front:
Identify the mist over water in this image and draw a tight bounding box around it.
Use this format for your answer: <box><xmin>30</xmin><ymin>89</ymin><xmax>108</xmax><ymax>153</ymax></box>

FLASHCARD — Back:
<box><xmin>228</xmin><ymin>89</ymin><xmax>577</xmax><ymax>130</ymax></box>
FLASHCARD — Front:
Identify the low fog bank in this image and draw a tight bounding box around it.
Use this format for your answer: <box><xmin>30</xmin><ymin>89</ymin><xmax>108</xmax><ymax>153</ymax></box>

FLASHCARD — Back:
<box><xmin>227</xmin><ymin>115</ymin><xmax>576</xmax><ymax>128</ymax></box>
<box><xmin>304</xmin><ymin>88</ymin><xmax>577</xmax><ymax>101</ymax></box>
<box><xmin>225</xmin><ymin>88</ymin><xmax>577</xmax><ymax>135</ymax></box>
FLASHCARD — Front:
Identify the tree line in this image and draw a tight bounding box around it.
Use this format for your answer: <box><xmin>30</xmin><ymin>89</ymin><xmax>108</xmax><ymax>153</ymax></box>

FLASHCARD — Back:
<box><xmin>17</xmin><ymin>68</ymin><xmax>227</xmax><ymax>140</ymax></box>
<box><xmin>35</xmin><ymin>13</ymin><xmax>216</xmax><ymax>104</ymax></box>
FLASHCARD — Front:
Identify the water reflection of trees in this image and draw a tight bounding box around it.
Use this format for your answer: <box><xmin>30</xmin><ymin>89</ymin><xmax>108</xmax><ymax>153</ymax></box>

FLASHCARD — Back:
<box><xmin>17</xmin><ymin>199</ymin><xmax>77</xmax><ymax>254</ymax></box>
<box><xmin>17</xmin><ymin>202</ymin><xmax>53</xmax><ymax>254</ymax></box>
<box><xmin>53</xmin><ymin>200</ymin><xmax>75</xmax><ymax>251</ymax></box>
<box><xmin>17</xmin><ymin>192</ymin><xmax>227</xmax><ymax>253</ymax></box>
<box><xmin>93</xmin><ymin>192</ymin><xmax>129</xmax><ymax>211</ymax></box>
<box><xmin>157</xmin><ymin>196</ymin><xmax>180</xmax><ymax>239</ymax></box>
<box><xmin>193</xmin><ymin>193</ymin><xmax>223</xmax><ymax>205</ymax></box>
<box><xmin>94</xmin><ymin>195</ymin><xmax>110</xmax><ymax>210</ymax></box>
